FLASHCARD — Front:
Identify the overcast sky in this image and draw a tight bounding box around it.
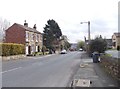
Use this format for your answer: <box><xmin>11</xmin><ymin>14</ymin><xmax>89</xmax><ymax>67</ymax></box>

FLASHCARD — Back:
<box><xmin>0</xmin><ymin>0</ymin><xmax>119</xmax><ymax>43</ymax></box>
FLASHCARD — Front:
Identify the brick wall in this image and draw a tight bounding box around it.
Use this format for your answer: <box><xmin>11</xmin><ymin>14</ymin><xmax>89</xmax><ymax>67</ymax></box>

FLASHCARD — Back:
<box><xmin>5</xmin><ymin>23</ymin><xmax>25</xmax><ymax>44</ymax></box>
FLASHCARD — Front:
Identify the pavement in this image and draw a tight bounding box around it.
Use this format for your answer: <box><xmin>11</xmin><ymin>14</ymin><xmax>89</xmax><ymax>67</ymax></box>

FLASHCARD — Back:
<box><xmin>71</xmin><ymin>52</ymin><xmax>119</xmax><ymax>87</ymax></box>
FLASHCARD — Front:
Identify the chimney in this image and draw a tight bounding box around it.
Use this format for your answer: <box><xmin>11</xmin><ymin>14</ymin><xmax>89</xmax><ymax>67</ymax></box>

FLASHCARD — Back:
<box><xmin>33</xmin><ymin>24</ymin><xmax>37</xmax><ymax>29</ymax></box>
<box><xmin>24</xmin><ymin>20</ymin><xmax>28</xmax><ymax>27</ymax></box>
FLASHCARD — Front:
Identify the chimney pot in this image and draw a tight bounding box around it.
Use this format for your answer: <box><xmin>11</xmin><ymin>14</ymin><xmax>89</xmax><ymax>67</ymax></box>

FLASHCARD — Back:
<box><xmin>33</xmin><ymin>24</ymin><xmax>37</xmax><ymax>29</ymax></box>
<box><xmin>24</xmin><ymin>20</ymin><xmax>28</xmax><ymax>27</ymax></box>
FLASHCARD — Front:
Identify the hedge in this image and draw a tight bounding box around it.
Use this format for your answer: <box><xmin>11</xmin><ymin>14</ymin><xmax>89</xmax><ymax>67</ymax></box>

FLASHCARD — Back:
<box><xmin>0</xmin><ymin>43</ymin><xmax>25</xmax><ymax>56</ymax></box>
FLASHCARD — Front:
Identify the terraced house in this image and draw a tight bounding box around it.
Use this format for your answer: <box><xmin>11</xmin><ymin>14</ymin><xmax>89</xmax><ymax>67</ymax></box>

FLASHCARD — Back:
<box><xmin>5</xmin><ymin>21</ymin><xmax>43</xmax><ymax>55</ymax></box>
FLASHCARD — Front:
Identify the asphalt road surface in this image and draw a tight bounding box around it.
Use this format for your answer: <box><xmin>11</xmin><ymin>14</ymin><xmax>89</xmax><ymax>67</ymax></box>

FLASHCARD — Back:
<box><xmin>2</xmin><ymin>51</ymin><xmax>81</xmax><ymax>87</ymax></box>
<box><xmin>105</xmin><ymin>50</ymin><xmax>120</xmax><ymax>58</ymax></box>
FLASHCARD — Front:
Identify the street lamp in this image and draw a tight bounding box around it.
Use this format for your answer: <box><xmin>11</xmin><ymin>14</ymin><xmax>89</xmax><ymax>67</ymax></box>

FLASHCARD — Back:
<box><xmin>80</xmin><ymin>21</ymin><xmax>91</xmax><ymax>56</ymax></box>
<box><xmin>80</xmin><ymin>21</ymin><xmax>91</xmax><ymax>42</ymax></box>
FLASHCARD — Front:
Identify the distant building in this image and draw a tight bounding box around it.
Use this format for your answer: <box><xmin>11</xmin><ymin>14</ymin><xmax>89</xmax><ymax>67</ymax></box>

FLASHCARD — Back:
<box><xmin>5</xmin><ymin>21</ymin><xmax>43</xmax><ymax>55</ymax></box>
<box><xmin>70</xmin><ymin>43</ymin><xmax>77</xmax><ymax>51</ymax></box>
<box><xmin>105</xmin><ymin>39</ymin><xmax>112</xmax><ymax>49</ymax></box>
<box><xmin>112</xmin><ymin>32</ymin><xmax>120</xmax><ymax>49</ymax></box>
<box><xmin>0</xmin><ymin>33</ymin><xmax>3</xmax><ymax>42</ymax></box>
<box><xmin>60</xmin><ymin>35</ymin><xmax>68</xmax><ymax>50</ymax></box>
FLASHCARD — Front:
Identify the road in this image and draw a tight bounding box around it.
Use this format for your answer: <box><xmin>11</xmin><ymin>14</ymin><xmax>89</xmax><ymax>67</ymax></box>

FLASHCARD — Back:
<box><xmin>105</xmin><ymin>50</ymin><xmax>120</xmax><ymax>58</ymax></box>
<box><xmin>2</xmin><ymin>51</ymin><xmax>81</xmax><ymax>87</ymax></box>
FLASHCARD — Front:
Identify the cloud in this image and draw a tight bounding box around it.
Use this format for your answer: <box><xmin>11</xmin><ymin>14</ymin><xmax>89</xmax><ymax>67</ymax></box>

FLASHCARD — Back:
<box><xmin>0</xmin><ymin>0</ymin><xmax>119</xmax><ymax>43</ymax></box>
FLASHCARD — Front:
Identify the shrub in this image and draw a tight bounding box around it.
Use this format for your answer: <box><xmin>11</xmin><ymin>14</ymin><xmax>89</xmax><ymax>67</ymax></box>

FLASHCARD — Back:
<box><xmin>89</xmin><ymin>37</ymin><xmax>107</xmax><ymax>54</ymax></box>
<box><xmin>0</xmin><ymin>43</ymin><xmax>25</xmax><ymax>56</ymax></box>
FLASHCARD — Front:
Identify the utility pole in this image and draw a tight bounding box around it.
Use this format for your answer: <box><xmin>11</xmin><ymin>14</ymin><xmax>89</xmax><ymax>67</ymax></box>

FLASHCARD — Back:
<box><xmin>88</xmin><ymin>21</ymin><xmax>91</xmax><ymax>42</ymax></box>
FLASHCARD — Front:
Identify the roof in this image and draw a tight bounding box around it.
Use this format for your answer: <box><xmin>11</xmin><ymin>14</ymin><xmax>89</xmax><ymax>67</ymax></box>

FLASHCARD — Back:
<box><xmin>113</xmin><ymin>33</ymin><xmax>120</xmax><ymax>37</ymax></box>
<box><xmin>14</xmin><ymin>23</ymin><xmax>42</xmax><ymax>34</ymax></box>
<box><xmin>106</xmin><ymin>39</ymin><xmax>112</xmax><ymax>42</ymax></box>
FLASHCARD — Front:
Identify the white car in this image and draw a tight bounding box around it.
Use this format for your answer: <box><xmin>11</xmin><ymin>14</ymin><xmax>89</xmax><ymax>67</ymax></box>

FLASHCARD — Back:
<box><xmin>60</xmin><ymin>49</ymin><xmax>67</xmax><ymax>54</ymax></box>
<box><xmin>79</xmin><ymin>48</ymin><xmax>83</xmax><ymax>51</ymax></box>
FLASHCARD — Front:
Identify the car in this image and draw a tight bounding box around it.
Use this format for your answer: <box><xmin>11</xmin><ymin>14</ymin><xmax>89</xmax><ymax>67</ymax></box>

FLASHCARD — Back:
<box><xmin>60</xmin><ymin>49</ymin><xmax>67</xmax><ymax>54</ymax></box>
<box><xmin>79</xmin><ymin>48</ymin><xmax>83</xmax><ymax>51</ymax></box>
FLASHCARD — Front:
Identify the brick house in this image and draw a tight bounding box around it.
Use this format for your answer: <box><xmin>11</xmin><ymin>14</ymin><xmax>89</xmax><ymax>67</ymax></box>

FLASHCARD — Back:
<box><xmin>112</xmin><ymin>32</ymin><xmax>120</xmax><ymax>49</ymax></box>
<box><xmin>5</xmin><ymin>21</ymin><xmax>43</xmax><ymax>55</ymax></box>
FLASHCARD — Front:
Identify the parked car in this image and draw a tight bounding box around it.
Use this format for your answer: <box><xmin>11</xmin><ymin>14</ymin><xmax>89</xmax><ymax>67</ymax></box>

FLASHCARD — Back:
<box><xmin>60</xmin><ymin>49</ymin><xmax>67</xmax><ymax>54</ymax></box>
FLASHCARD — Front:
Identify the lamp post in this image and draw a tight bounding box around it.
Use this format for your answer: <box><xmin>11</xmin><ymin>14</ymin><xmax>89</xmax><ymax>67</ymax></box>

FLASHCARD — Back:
<box><xmin>80</xmin><ymin>21</ymin><xmax>91</xmax><ymax>42</ymax></box>
<box><xmin>80</xmin><ymin>21</ymin><xmax>91</xmax><ymax>56</ymax></box>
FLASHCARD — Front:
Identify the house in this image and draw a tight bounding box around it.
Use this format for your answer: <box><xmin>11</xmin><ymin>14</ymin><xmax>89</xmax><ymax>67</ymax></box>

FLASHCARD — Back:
<box><xmin>5</xmin><ymin>21</ymin><xmax>43</xmax><ymax>55</ymax></box>
<box><xmin>112</xmin><ymin>33</ymin><xmax>120</xmax><ymax>49</ymax></box>
<box><xmin>60</xmin><ymin>35</ymin><xmax>68</xmax><ymax>50</ymax></box>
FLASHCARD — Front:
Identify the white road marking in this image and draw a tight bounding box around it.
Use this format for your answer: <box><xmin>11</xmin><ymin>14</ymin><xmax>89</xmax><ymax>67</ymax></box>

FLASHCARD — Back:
<box><xmin>27</xmin><ymin>54</ymin><xmax>55</xmax><ymax>60</ymax></box>
<box><xmin>2</xmin><ymin>54</ymin><xmax>56</xmax><ymax>74</ymax></box>
<box><xmin>2</xmin><ymin>67</ymin><xmax>22</xmax><ymax>74</ymax></box>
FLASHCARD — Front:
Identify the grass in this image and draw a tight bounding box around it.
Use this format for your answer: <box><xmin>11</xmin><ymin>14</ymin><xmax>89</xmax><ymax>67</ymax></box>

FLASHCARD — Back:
<box><xmin>104</xmin><ymin>53</ymin><xmax>112</xmax><ymax>57</ymax></box>
<box><xmin>106</xmin><ymin>48</ymin><xmax>117</xmax><ymax>51</ymax></box>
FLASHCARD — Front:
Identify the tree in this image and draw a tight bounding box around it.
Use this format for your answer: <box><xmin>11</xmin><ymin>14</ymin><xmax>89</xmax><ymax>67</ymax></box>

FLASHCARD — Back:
<box><xmin>77</xmin><ymin>40</ymin><xmax>85</xmax><ymax>49</ymax></box>
<box><xmin>89</xmin><ymin>36</ymin><xmax>107</xmax><ymax>53</ymax></box>
<box><xmin>0</xmin><ymin>18</ymin><xmax>10</xmax><ymax>42</ymax></box>
<box><xmin>42</xmin><ymin>45</ymin><xmax>46</xmax><ymax>55</ymax></box>
<box><xmin>43</xmin><ymin>19</ymin><xmax>62</xmax><ymax>49</ymax></box>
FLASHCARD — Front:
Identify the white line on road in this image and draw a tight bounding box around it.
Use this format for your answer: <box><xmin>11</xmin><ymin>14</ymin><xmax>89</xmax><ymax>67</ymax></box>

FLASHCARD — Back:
<box><xmin>27</xmin><ymin>54</ymin><xmax>56</xmax><ymax>60</ymax></box>
<box><xmin>2</xmin><ymin>54</ymin><xmax>56</xmax><ymax>74</ymax></box>
<box><xmin>2</xmin><ymin>67</ymin><xmax>22</xmax><ymax>74</ymax></box>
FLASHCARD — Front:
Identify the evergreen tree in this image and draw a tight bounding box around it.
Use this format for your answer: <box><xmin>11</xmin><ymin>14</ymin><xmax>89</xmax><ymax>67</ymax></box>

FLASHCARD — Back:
<box><xmin>89</xmin><ymin>36</ymin><xmax>107</xmax><ymax>53</ymax></box>
<box><xmin>43</xmin><ymin>19</ymin><xmax>62</xmax><ymax>49</ymax></box>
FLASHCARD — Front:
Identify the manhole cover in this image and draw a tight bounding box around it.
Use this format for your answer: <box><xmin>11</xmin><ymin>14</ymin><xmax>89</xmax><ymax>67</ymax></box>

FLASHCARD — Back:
<box><xmin>72</xmin><ymin>79</ymin><xmax>91</xmax><ymax>87</ymax></box>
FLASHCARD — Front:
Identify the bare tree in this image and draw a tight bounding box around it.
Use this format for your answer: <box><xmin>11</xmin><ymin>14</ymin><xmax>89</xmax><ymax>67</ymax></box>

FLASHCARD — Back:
<box><xmin>0</xmin><ymin>18</ymin><xmax>10</xmax><ymax>42</ymax></box>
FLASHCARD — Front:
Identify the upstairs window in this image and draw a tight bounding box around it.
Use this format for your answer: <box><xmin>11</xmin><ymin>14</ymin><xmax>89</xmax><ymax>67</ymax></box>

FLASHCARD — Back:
<box><xmin>26</xmin><ymin>31</ymin><xmax>29</xmax><ymax>41</ymax></box>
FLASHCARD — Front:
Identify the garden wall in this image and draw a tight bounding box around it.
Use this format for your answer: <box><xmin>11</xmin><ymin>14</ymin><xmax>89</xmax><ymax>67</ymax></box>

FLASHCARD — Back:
<box><xmin>100</xmin><ymin>55</ymin><xmax>120</xmax><ymax>81</ymax></box>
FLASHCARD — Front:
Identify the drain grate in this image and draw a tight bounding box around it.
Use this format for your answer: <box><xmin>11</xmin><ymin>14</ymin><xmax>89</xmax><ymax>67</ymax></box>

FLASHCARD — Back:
<box><xmin>71</xmin><ymin>79</ymin><xmax>92</xmax><ymax>87</ymax></box>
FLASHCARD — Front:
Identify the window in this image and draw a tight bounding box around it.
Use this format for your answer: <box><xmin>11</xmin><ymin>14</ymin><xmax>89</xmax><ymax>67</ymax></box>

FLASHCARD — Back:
<box><xmin>37</xmin><ymin>34</ymin><xmax>39</xmax><ymax>41</ymax></box>
<box><xmin>31</xmin><ymin>33</ymin><xmax>34</xmax><ymax>41</ymax></box>
<box><xmin>26</xmin><ymin>31</ymin><xmax>29</xmax><ymax>41</ymax></box>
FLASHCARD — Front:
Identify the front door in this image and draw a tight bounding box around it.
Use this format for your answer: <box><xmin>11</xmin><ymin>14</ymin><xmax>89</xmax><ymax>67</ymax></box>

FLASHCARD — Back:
<box><xmin>28</xmin><ymin>46</ymin><xmax>31</xmax><ymax>55</ymax></box>
<box><xmin>38</xmin><ymin>46</ymin><xmax>40</xmax><ymax>52</ymax></box>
